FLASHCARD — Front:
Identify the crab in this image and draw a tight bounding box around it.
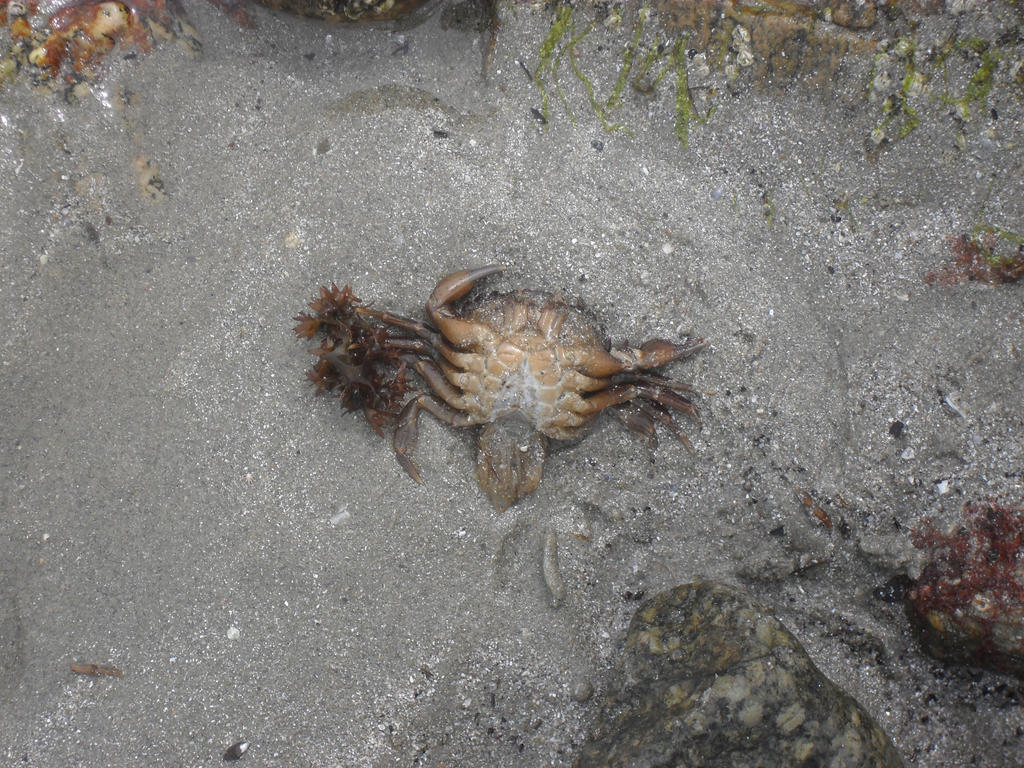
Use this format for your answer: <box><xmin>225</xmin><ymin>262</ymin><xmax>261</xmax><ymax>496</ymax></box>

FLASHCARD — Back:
<box><xmin>294</xmin><ymin>265</ymin><xmax>707</xmax><ymax>511</ymax></box>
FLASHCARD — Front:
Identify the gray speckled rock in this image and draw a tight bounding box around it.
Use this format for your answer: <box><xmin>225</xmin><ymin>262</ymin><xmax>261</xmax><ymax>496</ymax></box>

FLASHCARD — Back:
<box><xmin>577</xmin><ymin>582</ymin><xmax>903</xmax><ymax>768</ymax></box>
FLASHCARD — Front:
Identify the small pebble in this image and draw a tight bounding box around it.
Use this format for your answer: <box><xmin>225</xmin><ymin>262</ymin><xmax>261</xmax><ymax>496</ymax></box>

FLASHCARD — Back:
<box><xmin>571</xmin><ymin>680</ymin><xmax>594</xmax><ymax>702</ymax></box>
<box><xmin>223</xmin><ymin>740</ymin><xmax>249</xmax><ymax>761</ymax></box>
<box><xmin>542</xmin><ymin>533</ymin><xmax>567</xmax><ymax>608</ymax></box>
<box><xmin>330</xmin><ymin>508</ymin><xmax>351</xmax><ymax>525</ymax></box>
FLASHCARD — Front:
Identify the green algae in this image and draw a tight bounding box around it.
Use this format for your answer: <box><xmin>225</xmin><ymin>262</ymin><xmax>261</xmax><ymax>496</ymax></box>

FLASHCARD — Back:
<box><xmin>530</xmin><ymin>4</ymin><xmax>714</xmax><ymax>147</ymax></box>
<box><xmin>867</xmin><ymin>27</ymin><xmax>1018</xmax><ymax>152</ymax></box>
<box><xmin>867</xmin><ymin>38</ymin><xmax>923</xmax><ymax>146</ymax></box>
<box><xmin>672</xmin><ymin>40</ymin><xmax>695</xmax><ymax>146</ymax></box>
<box><xmin>527</xmin><ymin>2</ymin><xmax>1019</xmax><ymax>153</ymax></box>
<box><xmin>606</xmin><ymin>7</ymin><xmax>647</xmax><ymax>110</ymax></box>
<box><xmin>0</xmin><ymin>55</ymin><xmax>15</xmax><ymax>89</ymax></box>
<box><xmin>926</xmin><ymin>214</ymin><xmax>1024</xmax><ymax>285</ymax></box>
<box><xmin>671</xmin><ymin>40</ymin><xmax>715</xmax><ymax>148</ymax></box>
<box><xmin>533</xmin><ymin>3</ymin><xmax>573</xmax><ymax>124</ymax></box>
<box><xmin>568</xmin><ymin>34</ymin><xmax>629</xmax><ymax>133</ymax></box>
<box><xmin>973</xmin><ymin>222</ymin><xmax>1024</xmax><ymax>256</ymax></box>
<box><xmin>942</xmin><ymin>37</ymin><xmax>1000</xmax><ymax>121</ymax></box>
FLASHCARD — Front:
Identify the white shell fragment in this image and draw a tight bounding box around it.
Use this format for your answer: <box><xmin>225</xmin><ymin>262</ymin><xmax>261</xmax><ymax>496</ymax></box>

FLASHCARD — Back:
<box><xmin>542</xmin><ymin>533</ymin><xmax>567</xmax><ymax>608</ymax></box>
<box><xmin>223</xmin><ymin>740</ymin><xmax>249</xmax><ymax>761</ymax></box>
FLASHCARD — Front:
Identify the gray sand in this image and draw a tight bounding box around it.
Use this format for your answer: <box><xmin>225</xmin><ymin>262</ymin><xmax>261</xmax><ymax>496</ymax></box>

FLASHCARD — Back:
<box><xmin>1</xmin><ymin>2</ymin><xmax>1022</xmax><ymax>765</ymax></box>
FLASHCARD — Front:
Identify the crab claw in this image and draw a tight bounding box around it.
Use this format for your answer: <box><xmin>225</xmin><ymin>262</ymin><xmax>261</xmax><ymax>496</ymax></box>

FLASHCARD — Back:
<box><xmin>611</xmin><ymin>337</ymin><xmax>708</xmax><ymax>371</ymax></box>
<box><xmin>428</xmin><ymin>264</ymin><xmax>506</xmax><ymax>309</ymax></box>
<box><xmin>475</xmin><ymin>418</ymin><xmax>548</xmax><ymax>513</ymax></box>
<box><xmin>426</xmin><ymin>265</ymin><xmax>505</xmax><ymax>349</ymax></box>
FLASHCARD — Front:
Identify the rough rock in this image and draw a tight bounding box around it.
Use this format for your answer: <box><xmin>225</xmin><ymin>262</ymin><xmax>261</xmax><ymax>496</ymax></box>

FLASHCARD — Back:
<box><xmin>577</xmin><ymin>582</ymin><xmax>904</xmax><ymax>768</ymax></box>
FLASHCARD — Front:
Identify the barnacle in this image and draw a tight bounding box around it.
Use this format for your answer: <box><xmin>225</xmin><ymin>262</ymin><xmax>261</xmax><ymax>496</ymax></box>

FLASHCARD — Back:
<box><xmin>0</xmin><ymin>0</ymin><xmax>433</xmax><ymax>88</ymax></box>
<box><xmin>5</xmin><ymin>1</ymin><xmax>187</xmax><ymax>81</ymax></box>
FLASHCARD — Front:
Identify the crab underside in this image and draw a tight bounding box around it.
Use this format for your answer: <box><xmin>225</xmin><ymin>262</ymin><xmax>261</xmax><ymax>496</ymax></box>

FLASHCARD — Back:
<box><xmin>295</xmin><ymin>265</ymin><xmax>707</xmax><ymax>511</ymax></box>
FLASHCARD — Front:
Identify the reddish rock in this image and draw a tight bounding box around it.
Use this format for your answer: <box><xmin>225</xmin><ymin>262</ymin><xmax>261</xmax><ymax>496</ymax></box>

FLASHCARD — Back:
<box><xmin>906</xmin><ymin>500</ymin><xmax>1024</xmax><ymax>679</ymax></box>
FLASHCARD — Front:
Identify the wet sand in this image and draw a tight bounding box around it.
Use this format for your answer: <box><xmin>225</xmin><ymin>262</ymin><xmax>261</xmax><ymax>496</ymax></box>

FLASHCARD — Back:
<box><xmin>1</xmin><ymin>2</ymin><xmax>1022</xmax><ymax>765</ymax></box>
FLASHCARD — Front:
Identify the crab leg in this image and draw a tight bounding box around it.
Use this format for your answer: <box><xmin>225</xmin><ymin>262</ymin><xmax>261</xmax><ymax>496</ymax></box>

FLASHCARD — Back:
<box><xmin>414</xmin><ymin>360</ymin><xmax>471</xmax><ymax>411</ymax></box>
<box><xmin>559</xmin><ymin>346</ymin><xmax>630</xmax><ymax>378</ymax></box>
<box><xmin>624</xmin><ymin>371</ymin><xmax>697</xmax><ymax>393</ymax></box>
<box><xmin>393</xmin><ymin>393</ymin><xmax>477</xmax><ymax>484</ymax></box>
<box><xmin>426</xmin><ymin>265</ymin><xmax>505</xmax><ymax>350</ymax></box>
<box><xmin>439</xmin><ymin>361</ymin><xmax>485</xmax><ymax>395</ymax></box>
<box><xmin>644</xmin><ymin>384</ymin><xmax>700</xmax><ymax>420</ymax></box>
<box><xmin>385</xmin><ymin>338</ymin><xmax>435</xmax><ymax>356</ymax></box>
<box><xmin>559</xmin><ymin>369</ymin><xmax>614</xmax><ymax>393</ymax></box>
<box><xmin>609</xmin><ymin>337</ymin><xmax>709</xmax><ymax>371</ymax></box>
<box><xmin>610</xmin><ymin>403</ymin><xmax>659</xmax><ymax>452</ymax></box>
<box><xmin>640</xmin><ymin>401</ymin><xmax>690</xmax><ymax>441</ymax></box>
<box><xmin>437</xmin><ymin>341</ymin><xmax>485</xmax><ymax>373</ymax></box>
<box><xmin>610</xmin><ymin>399</ymin><xmax>692</xmax><ymax>454</ymax></box>
<box><xmin>356</xmin><ymin>306</ymin><xmax>439</xmax><ymax>343</ymax></box>
<box><xmin>557</xmin><ymin>337</ymin><xmax>700</xmax><ymax>378</ymax></box>
<box><xmin>537</xmin><ymin>299</ymin><xmax>567</xmax><ymax>340</ymax></box>
<box><xmin>574</xmin><ymin>383</ymin><xmax>699</xmax><ymax>419</ymax></box>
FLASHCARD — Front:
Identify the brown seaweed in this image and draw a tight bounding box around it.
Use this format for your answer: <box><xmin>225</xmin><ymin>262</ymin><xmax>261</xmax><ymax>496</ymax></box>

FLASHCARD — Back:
<box><xmin>294</xmin><ymin>284</ymin><xmax>424</xmax><ymax>436</ymax></box>
<box><xmin>925</xmin><ymin>232</ymin><xmax>1024</xmax><ymax>286</ymax></box>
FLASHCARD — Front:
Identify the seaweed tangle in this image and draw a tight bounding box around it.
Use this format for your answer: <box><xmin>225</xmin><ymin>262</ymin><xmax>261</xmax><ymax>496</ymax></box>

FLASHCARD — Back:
<box><xmin>294</xmin><ymin>284</ymin><xmax>425</xmax><ymax>436</ymax></box>
<box><xmin>925</xmin><ymin>231</ymin><xmax>1024</xmax><ymax>286</ymax></box>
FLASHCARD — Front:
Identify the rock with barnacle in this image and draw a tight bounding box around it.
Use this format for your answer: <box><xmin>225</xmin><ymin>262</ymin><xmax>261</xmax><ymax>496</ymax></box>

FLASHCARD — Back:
<box><xmin>255</xmin><ymin>0</ymin><xmax>431</xmax><ymax>21</ymax></box>
<box><xmin>905</xmin><ymin>500</ymin><xmax>1024</xmax><ymax>679</ymax></box>
<box><xmin>2</xmin><ymin>0</ymin><xmax>428</xmax><ymax>88</ymax></box>
<box><xmin>4</xmin><ymin>1</ymin><xmax>210</xmax><ymax>85</ymax></box>
<box><xmin>294</xmin><ymin>265</ymin><xmax>706</xmax><ymax>511</ymax></box>
<box><xmin>575</xmin><ymin>582</ymin><xmax>904</xmax><ymax>768</ymax></box>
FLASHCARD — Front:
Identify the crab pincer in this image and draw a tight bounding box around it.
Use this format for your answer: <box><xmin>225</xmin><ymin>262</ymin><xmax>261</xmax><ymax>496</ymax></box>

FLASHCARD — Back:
<box><xmin>426</xmin><ymin>264</ymin><xmax>506</xmax><ymax>349</ymax></box>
